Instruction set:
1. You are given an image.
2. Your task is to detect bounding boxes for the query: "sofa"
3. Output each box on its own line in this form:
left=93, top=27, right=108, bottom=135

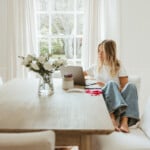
left=91, top=76, right=150, bottom=150
left=0, top=131, right=55, bottom=150
left=0, top=76, right=3, bottom=87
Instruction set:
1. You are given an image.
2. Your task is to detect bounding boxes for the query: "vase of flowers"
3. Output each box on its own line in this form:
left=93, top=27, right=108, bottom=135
left=19, top=53, right=66, bottom=96
left=38, top=72, right=54, bottom=96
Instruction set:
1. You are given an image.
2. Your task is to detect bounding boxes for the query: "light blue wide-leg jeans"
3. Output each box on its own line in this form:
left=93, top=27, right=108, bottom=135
left=102, top=80, right=140, bottom=126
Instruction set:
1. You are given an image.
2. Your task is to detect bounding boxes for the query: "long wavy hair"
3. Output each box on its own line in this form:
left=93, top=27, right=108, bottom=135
left=98, top=40, right=120, bottom=77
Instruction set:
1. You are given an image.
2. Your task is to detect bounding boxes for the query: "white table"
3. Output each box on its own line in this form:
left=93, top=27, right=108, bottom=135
left=0, top=78, right=114, bottom=150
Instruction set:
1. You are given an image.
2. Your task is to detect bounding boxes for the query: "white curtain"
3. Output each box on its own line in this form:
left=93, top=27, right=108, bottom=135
left=82, top=0, right=103, bottom=69
left=0, top=0, right=36, bottom=81
left=82, top=0, right=121, bottom=69
left=102, top=0, right=121, bottom=56
left=0, top=0, right=8, bottom=82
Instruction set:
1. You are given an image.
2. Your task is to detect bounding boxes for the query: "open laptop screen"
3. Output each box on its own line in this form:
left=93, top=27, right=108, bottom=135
left=60, top=66, right=86, bottom=86
left=60, top=66, right=102, bottom=89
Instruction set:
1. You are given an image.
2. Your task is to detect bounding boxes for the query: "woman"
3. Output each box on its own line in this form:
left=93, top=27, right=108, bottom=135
left=84, top=40, right=139, bottom=133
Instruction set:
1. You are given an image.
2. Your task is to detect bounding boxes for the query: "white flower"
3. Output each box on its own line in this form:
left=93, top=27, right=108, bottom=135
left=38, top=56, right=46, bottom=64
left=19, top=53, right=67, bottom=75
left=30, top=63, right=39, bottom=70
left=52, top=58, right=67, bottom=69
left=22, top=58, right=30, bottom=66
left=59, top=59, right=67, bottom=65
left=22, top=55, right=33, bottom=66
left=22, top=59, right=29, bottom=66
left=26, top=55, right=33, bottom=62
left=43, top=62, right=53, bottom=71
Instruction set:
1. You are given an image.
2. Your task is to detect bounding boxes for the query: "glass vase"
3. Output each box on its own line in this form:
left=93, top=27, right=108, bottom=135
left=38, top=73, right=54, bottom=96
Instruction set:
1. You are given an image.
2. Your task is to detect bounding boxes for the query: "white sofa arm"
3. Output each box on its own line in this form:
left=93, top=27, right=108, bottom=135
left=0, top=77, right=3, bottom=87
left=139, top=97, right=150, bottom=139
left=92, top=128, right=150, bottom=150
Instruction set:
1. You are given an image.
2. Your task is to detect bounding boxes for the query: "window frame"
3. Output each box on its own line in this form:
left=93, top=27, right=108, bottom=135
left=34, top=0, right=85, bottom=65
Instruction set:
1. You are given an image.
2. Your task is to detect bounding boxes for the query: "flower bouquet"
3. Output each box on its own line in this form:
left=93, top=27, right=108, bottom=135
left=19, top=53, right=66, bottom=96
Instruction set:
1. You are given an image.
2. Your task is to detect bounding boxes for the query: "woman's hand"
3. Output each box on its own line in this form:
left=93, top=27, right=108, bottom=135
left=96, top=81, right=105, bottom=87
left=119, top=76, right=128, bottom=89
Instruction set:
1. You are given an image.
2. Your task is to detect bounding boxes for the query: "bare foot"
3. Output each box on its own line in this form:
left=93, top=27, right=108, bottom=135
left=110, top=113, right=120, bottom=132
left=120, top=117, right=129, bottom=133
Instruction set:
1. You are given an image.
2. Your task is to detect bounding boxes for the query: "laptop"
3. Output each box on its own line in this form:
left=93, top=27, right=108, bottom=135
left=60, top=66, right=101, bottom=89
left=60, top=66, right=86, bottom=86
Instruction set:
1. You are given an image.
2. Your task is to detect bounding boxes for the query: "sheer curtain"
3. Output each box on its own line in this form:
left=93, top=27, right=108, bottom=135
left=82, top=0, right=120, bottom=69
left=0, top=0, right=8, bottom=81
left=82, top=0, right=103, bottom=69
left=0, top=0, right=36, bottom=81
left=102, top=0, right=121, bottom=56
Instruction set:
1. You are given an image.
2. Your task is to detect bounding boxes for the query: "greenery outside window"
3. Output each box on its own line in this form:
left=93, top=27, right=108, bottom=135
left=35, top=0, right=85, bottom=65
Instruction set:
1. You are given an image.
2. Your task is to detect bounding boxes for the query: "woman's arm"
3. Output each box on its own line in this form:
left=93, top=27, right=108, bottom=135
left=83, top=71, right=88, bottom=76
left=96, top=81, right=105, bottom=87
left=119, top=76, right=128, bottom=90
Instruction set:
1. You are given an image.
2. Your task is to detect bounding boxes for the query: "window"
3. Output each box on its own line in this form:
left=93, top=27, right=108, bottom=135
left=35, top=0, right=85, bottom=65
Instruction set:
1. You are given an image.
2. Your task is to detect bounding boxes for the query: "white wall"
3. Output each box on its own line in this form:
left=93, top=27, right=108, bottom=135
left=0, top=0, right=8, bottom=82
left=120, top=0, right=150, bottom=112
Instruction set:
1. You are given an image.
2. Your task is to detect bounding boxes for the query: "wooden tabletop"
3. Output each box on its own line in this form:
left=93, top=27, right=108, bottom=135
left=0, top=78, right=114, bottom=134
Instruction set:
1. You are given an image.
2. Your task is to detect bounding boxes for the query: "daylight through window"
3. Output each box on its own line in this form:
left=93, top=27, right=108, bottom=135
left=35, top=0, right=85, bottom=65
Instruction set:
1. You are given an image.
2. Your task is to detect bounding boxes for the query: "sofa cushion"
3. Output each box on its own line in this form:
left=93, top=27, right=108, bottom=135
left=92, top=128, right=150, bottom=150
left=0, top=131, right=55, bottom=150
left=139, top=97, right=150, bottom=138
left=128, top=75, right=141, bottom=96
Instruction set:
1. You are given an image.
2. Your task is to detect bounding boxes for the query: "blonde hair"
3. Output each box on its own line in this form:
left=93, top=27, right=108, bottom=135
left=98, top=40, right=120, bottom=77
